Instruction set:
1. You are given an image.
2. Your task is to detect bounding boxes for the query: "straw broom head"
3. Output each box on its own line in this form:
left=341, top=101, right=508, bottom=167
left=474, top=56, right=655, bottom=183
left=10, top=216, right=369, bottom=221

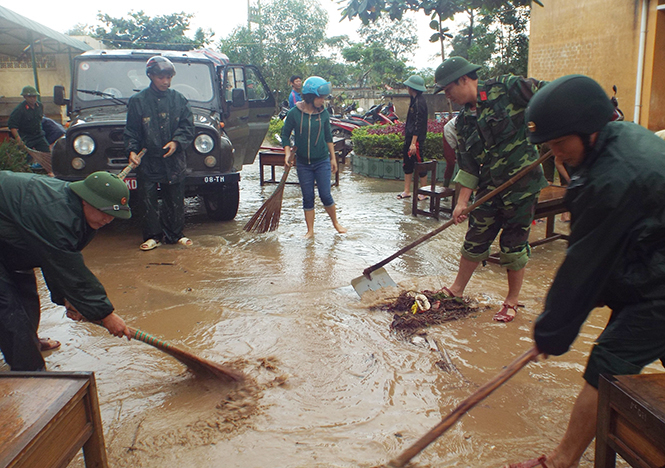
left=244, top=165, right=291, bottom=233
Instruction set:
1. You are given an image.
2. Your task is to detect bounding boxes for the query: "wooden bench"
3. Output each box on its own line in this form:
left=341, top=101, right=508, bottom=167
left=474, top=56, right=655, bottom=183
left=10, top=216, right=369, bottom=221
left=487, top=185, right=568, bottom=264
left=596, top=373, right=665, bottom=468
left=0, top=371, right=108, bottom=468
left=259, top=150, right=339, bottom=187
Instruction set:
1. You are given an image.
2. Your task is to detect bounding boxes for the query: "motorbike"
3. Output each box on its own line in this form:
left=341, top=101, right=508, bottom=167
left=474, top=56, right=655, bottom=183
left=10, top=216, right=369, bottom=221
left=381, top=101, right=399, bottom=123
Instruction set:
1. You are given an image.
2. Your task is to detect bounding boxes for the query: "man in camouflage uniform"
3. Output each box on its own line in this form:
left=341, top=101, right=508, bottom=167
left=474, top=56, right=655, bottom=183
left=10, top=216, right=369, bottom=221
left=433, top=57, right=548, bottom=322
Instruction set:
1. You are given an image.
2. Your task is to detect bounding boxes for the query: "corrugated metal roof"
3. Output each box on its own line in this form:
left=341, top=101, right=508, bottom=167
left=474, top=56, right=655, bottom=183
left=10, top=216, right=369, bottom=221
left=0, top=5, right=92, bottom=57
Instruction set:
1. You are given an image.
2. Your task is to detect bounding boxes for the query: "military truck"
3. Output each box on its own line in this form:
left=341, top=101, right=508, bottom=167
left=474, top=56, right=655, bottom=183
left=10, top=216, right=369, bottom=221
left=53, top=49, right=275, bottom=220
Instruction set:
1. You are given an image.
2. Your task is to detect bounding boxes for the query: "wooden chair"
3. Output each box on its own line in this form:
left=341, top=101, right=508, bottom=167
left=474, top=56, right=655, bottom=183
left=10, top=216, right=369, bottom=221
left=412, top=160, right=456, bottom=220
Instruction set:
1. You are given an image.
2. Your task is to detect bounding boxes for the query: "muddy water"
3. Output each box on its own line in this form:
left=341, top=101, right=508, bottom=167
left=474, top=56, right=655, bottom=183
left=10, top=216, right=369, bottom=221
left=24, top=157, right=653, bottom=468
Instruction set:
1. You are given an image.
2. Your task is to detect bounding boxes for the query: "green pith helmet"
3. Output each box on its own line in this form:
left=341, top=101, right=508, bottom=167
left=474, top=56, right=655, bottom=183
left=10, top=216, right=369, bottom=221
left=525, top=74, right=615, bottom=145
left=70, top=172, right=131, bottom=220
left=433, top=57, right=481, bottom=94
left=21, top=86, right=39, bottom=96
left=403, top=75, right=427, bottom=92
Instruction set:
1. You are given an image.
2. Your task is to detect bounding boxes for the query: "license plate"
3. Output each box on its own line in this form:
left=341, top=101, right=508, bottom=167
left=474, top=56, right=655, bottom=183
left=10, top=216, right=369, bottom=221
left=203, top=175, right=226, bottom=183
left=124, top=177, right=138, bottom=190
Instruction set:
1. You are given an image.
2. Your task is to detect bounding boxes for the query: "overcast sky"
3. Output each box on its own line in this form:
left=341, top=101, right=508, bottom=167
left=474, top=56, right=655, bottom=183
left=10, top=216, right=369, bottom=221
left=1, top=0, right=444, bottom=70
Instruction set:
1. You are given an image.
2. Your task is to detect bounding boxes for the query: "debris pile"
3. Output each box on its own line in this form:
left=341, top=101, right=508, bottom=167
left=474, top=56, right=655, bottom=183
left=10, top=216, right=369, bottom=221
left=376, top=289, right=486, bottom=337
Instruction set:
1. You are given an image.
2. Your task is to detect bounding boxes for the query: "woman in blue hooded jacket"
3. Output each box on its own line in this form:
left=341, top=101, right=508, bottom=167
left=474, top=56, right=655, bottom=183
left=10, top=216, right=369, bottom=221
left=281, top=76, right=347, bottom=238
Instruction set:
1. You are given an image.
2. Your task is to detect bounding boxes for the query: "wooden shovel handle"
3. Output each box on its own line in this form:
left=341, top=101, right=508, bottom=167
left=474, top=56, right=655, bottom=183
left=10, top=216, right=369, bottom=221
left=364, top=151, right=553, bottom=278
left=387, top=346, right=541, bottom=468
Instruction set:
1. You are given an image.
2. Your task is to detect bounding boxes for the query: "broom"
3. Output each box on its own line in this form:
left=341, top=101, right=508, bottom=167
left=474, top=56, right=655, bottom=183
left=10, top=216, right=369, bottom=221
left=244, top=164, right=291, bottom=233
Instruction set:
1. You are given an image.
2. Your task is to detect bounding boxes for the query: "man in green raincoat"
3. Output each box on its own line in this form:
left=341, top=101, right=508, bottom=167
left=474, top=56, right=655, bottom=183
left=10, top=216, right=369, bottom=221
left=0, top=171, right=133, bottom=371
left=7, top=85, right=50, bottom=153
left=506, top=75, right=665, bottom=468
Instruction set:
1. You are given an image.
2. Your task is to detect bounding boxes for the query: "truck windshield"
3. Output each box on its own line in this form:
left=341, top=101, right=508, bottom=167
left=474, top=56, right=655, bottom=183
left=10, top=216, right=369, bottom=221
left=74, top=59, right=215, bottom=104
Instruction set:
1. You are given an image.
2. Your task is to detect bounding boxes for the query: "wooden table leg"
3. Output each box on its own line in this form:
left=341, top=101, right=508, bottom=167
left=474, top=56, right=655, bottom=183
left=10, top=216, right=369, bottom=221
left=595, top=376, right=617, bottom=468
left=82, top=375, right=108, bottom=468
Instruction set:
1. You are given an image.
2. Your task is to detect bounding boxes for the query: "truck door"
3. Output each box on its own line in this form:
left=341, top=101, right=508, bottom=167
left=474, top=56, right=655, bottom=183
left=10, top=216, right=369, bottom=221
left=222, top=66, right=250, bottom=168
left=243, top=66, right=276, bottom=165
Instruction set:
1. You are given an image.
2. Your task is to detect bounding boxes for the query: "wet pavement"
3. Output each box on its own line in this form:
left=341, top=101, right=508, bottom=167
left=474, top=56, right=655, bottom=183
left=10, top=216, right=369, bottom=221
left=10, top=155, right=648, bottom=467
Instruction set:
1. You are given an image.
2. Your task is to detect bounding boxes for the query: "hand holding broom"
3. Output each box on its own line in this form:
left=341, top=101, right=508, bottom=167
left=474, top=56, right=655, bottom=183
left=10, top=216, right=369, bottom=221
left=243, top=149, right=293, bottom=233
left=117, top=148, right=147, bottom=181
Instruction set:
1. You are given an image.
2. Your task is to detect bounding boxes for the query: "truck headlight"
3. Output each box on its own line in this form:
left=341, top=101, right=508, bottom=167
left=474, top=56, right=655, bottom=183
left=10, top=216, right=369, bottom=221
left=73, top=135, right=95, bottom=155
left=204, top=156, right=217, bottom=168
left=72, top=157, right=86, bottom=170
left=194, top=134, right=214, bottom=154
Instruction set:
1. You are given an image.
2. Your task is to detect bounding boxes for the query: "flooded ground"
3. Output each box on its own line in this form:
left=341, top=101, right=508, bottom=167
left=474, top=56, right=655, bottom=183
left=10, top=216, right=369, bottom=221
left=12, top=155, right=654, bottom=467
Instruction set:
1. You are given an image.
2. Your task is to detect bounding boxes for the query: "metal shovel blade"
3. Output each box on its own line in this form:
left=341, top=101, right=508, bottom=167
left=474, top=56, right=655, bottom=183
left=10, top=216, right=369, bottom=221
left=351, top=267, right=397, bottom=297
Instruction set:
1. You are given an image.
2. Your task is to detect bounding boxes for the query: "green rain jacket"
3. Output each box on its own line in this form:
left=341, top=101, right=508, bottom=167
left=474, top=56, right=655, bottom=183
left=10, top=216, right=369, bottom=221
left=281, top=102, right=333, bottom=165
left=0, top=171, right=114, bottom=321
left=124, top=86, right=195, bottom=184
left=7, top=100, right=48, bottom=149
left=453, top=75, right=548, bottom=203
left=535, top=122, right=665, bottom=355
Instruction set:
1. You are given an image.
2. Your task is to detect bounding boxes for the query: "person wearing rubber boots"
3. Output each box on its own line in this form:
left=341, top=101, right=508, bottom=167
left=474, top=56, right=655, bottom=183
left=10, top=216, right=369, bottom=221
left=433, top=57, right=548, bottom=322
left=504, top=75, right=665, bottom=468
left=124, top=56, right=195, bottom=251
left=0, top=171, right=133, bottom=371
left=7, top=85, right=51, bottom=155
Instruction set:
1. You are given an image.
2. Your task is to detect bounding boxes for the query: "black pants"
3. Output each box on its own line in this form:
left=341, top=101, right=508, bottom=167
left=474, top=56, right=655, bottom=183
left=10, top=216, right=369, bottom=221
left=138, top=178, right=186, bottom=244
left=0, top=264, right=44, bottom=371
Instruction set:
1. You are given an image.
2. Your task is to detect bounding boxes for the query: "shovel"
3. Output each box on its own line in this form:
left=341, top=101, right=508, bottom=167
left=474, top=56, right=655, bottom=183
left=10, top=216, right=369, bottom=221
left=352, top=151, right=553, bottom=296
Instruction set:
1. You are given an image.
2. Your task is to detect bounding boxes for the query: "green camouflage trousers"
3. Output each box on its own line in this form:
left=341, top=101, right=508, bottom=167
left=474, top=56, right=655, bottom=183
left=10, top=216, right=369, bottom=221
left=461, top=192, right=539, bottom=270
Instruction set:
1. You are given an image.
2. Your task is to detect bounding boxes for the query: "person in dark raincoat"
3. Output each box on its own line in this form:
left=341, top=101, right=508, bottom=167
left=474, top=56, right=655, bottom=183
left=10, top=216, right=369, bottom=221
left=0, top=171, right=133, bottom=371
left=505, top=75, right=665, bottom=468
left=124, top=56, right=195, bottom=251
left=7, top=86, right=50, bottom=153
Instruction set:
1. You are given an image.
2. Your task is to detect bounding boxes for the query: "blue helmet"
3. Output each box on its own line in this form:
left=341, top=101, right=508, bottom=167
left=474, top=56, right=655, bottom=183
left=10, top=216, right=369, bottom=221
left=302, top=76, right=332, bottom=97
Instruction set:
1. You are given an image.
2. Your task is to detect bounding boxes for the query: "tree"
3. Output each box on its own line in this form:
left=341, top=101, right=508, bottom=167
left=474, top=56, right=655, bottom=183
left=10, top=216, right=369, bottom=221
left=92, top=11, right=213, bottom=50
left=341, top=0, right=542, bottom=65
left=356, top=15, right=418, bottom=63
left=219, top=0, right=329, bottom=100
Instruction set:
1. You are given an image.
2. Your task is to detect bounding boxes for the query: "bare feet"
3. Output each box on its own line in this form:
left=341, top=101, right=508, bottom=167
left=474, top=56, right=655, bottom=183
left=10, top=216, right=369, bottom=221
left=334, top=223, right=347, bottom=234
left=304, top=230, right=314, bottom=239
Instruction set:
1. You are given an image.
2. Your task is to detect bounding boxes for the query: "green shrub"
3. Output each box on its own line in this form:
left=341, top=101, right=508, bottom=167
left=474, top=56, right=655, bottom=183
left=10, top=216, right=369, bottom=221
left=0, top=140, right=31, bottom=172
left=351, top=120, right=448, bottom=160
left=267, top=118, right=284, bottom=146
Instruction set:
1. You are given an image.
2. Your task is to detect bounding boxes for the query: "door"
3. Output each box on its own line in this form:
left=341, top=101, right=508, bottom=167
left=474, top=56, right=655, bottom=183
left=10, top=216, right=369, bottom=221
left=243, top=66, right=276, bottom=164
left=222, top=66, right=250, bottom=169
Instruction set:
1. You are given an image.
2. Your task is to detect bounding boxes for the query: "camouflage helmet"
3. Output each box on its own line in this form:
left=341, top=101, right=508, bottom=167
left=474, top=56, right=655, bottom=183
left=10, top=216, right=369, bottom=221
left=146, top=56, right=176, bottom=77
left=433, top=57, right=481, bottom=94
left=525, top=75, right=615, bottom=145
left=70, top=172, right=131, bottom=219
left=21, top=85, right=39, bottom=96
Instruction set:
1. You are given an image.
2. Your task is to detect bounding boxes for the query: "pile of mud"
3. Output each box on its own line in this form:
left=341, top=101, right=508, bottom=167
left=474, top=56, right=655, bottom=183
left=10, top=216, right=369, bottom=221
left=375, top=289, right=486, bottom=337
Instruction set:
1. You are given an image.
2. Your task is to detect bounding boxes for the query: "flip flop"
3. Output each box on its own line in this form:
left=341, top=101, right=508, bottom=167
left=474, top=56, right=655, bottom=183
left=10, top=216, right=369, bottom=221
left=494, top=303, right=518, bottom=322
left=140, top=239, right=161, bottom=251
left=418, top=194, right=429, bottom=201
left=504, top=455, right=549, bottom=468
left=39, top=337, right=61, bottom=352
left=433, top=286, right=465, bottom=303
left=397, top=193, right=411, bottom=199
left=177, top=237, right=193, bottom=246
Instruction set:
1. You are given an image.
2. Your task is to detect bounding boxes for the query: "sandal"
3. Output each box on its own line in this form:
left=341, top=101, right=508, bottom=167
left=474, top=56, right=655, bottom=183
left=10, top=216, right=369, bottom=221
left=397, top=193, right=411, bottom=199
left=418, top=194, right=429, bottom=201
left=494, top=303, right=518, bottom=323
left=505, top=455, right=549, bottom=468
left=39, top=337, right=61, bottom=352
left=177, top=237, right=193, bottom=246
left=140, top=239, right=161, bottom=251
left=434, top=286, right=464, bottom=303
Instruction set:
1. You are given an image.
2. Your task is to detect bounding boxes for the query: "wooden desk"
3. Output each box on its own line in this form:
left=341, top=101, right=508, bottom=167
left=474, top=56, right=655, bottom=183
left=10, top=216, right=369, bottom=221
left=259, top=150, right=339, bottom=187
left=487, top=185, right=568, bottom=264
left=0, top=371, right=107, bottom=468
left=596, top=373, right=665, bottom=468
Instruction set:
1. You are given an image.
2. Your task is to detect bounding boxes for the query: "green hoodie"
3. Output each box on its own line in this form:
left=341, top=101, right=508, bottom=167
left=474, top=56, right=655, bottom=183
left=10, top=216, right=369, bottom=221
left=280, top=102, right=333, bottom=164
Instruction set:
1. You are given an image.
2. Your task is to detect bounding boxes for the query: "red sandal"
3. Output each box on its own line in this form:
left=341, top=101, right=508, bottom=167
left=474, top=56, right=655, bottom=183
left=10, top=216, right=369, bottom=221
left=493, top=303, right=518, bottom=322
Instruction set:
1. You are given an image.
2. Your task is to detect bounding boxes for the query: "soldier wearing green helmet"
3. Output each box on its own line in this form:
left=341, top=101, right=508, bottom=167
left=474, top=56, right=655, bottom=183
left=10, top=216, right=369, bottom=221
left=505, top=75, right=665, bottom=468
left=0, top=171, right=132, bottom=372
left=431, top=56, right=548, bottom=323
left=7, top=84, right=50, bottom=153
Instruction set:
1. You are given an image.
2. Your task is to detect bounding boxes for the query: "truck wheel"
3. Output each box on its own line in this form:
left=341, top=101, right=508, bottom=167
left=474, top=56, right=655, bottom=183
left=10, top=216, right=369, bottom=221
left=203, top=181, right=239, bottom=221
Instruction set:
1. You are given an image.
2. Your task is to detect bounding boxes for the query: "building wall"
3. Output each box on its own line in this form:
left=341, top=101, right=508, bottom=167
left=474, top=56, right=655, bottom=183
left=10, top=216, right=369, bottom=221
left=529, top=0, right=664, bottom=130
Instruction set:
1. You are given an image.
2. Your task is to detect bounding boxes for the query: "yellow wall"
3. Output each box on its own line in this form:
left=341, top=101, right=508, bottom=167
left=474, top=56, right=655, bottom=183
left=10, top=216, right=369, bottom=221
left=529, top=0, right=664, bottom=130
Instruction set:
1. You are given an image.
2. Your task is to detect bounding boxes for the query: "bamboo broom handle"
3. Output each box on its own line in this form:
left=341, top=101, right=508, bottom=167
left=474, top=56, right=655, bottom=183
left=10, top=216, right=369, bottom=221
left=117, top=148, right=147, bottom=181
left=363, top=150, right=553, bottom=279
left=387, top=347, right=541, bottom=468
